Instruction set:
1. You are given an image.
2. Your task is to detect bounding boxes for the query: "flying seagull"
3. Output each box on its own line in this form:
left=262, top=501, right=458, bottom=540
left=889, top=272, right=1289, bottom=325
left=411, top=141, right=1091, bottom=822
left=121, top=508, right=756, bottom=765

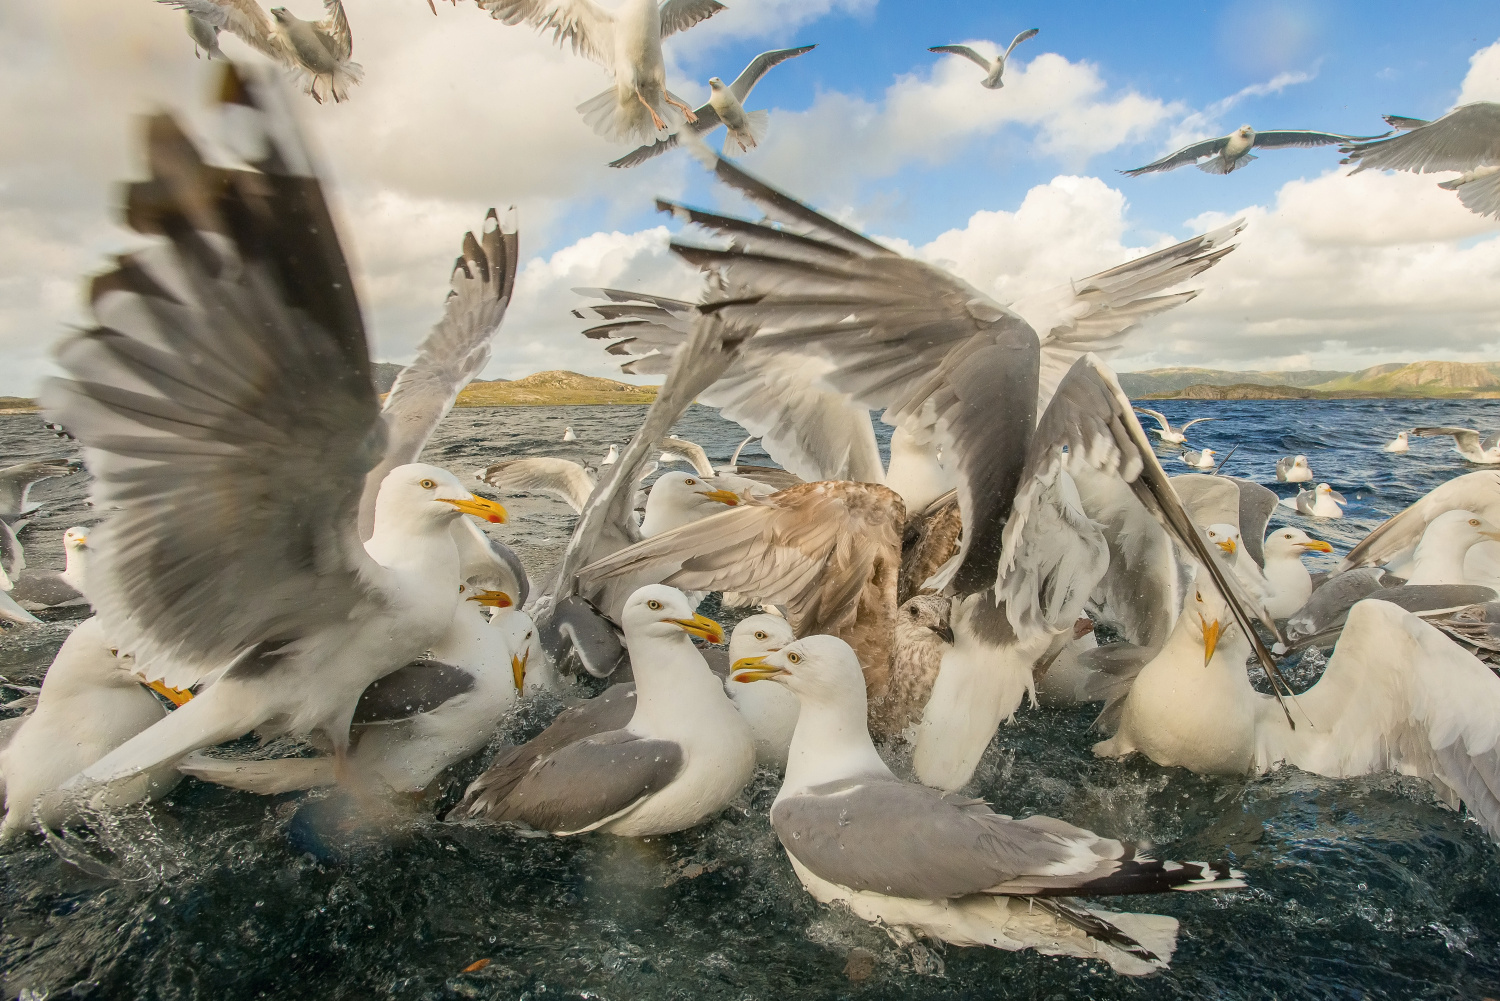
left=479, top=0, right=728, bottom=143
left=611, top=45, right=815, bottom=168
left=1412, top=426, right=1500, bottom=465
left=928, top=29, right=1039, bottom=89
left=158, top=0, right=363, bottom=103
left=1341, top=104, right=1500, bottom=219
left=1122, top=125, right=1382, bottom=177
left=1131, top=408, right=1216, bottom=445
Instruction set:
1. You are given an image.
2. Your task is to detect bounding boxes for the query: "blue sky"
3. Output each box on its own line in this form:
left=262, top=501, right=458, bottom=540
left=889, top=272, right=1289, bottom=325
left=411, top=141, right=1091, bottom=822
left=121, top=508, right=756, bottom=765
left=3, top=0, right=1500, bottom=394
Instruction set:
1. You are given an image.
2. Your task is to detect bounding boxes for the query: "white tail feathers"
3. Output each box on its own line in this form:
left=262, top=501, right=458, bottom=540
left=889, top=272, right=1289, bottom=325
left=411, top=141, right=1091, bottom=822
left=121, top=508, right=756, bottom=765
left=577, top=86, right=682, bottom=144
left=1199, top=153, right=1256, bottom=175
left=178, top=752, right=335, bottom=795
left=723, top=109, right=771, bottom=156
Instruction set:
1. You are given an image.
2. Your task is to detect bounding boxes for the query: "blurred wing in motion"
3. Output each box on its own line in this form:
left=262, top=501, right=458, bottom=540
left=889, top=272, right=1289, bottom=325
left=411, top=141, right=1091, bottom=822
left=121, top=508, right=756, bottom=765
left=1341, top=104, right=1500, bottom=174
left=478, top=457, right=596, bottom=514
left=477, top=0, right=615, bottom=66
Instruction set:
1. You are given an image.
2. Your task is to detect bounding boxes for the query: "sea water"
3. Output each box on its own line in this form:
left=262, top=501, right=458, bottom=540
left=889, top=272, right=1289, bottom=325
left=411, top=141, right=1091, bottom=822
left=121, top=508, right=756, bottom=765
left=1, top=399, right=1498, bottom=999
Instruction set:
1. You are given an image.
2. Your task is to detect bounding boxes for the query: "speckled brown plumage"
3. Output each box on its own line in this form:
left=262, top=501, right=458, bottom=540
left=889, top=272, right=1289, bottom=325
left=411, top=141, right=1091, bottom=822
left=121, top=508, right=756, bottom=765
left=870, top=593, right=953, bottom=738
left=899, top=492, right=962, bottom=603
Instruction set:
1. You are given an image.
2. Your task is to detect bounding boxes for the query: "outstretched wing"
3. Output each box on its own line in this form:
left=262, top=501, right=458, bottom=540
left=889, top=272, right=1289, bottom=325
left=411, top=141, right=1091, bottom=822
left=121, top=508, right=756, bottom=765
left=41, top=65, right=381, bottom=687
left=477, top=0, right=614, bottom=66
left=1413, top=426, right=1481, bottom=450
left=1337, top=470, right=1500, bottom=572
left=1448, top=168, right=1500, bottom=220
left=1120, top=136, right=1230, bottom=176
left=729, top=45, right=816, bottom=103
left=928, top=44, right=992, bottom=71
left=657, top=0, right=725, bottom=38
left=1251, top=129, right=1379, bottom=150
left=357, top=208, right=519, bottom=538
left=1341, top=104, right=1500, bottom=174
left=579, top=481, right=904, bottom=638
left=157, top=0, right=285, bottom=61
left=1003, top=28, right=1039, bottom=58
left=316, top=0, right=354, bottom=60
left=478, top=457, right=596, bottom=514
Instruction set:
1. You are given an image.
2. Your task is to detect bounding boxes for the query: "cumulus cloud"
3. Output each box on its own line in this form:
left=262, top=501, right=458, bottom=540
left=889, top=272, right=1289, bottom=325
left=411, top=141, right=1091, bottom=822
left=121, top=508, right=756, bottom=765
left=1458, top=40, right=1500, bottom=104
left=1159, top=67, right=1319, bottom=153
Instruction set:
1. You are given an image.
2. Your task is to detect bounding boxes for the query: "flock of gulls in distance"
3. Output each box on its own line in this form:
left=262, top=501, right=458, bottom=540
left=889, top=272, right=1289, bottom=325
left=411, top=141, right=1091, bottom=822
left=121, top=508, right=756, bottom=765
left=4, top=3, right=1500, bottom=981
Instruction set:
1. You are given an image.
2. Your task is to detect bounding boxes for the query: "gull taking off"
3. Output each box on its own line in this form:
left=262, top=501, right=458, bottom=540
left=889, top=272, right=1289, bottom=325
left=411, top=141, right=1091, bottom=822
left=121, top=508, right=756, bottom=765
left=1122, top=125, right=1382, bottom=176
left=928, top=29, right=1039, bottom=89
left=1413, top=427, right=1500, bottom=465
left=1132, top=408, right=1216, bottom=445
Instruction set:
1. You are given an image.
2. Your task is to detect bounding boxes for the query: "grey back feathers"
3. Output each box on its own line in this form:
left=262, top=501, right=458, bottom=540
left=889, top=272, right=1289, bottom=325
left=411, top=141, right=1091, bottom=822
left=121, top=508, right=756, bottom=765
left=353, top=659, right=475, bottom=725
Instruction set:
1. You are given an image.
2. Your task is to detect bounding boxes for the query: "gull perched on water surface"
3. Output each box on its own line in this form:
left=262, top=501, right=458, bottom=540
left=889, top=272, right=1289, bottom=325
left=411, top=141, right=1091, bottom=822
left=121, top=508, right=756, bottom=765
left=1341, top=105, right=1500, bottom=219
left=1412, top=426, right=1500, bottom=465
left=158, top=0, right=363, bottom=103
left=1179, top=447, right=1217, bottom=469
left=9, top=527, right=91, bottom=612
left=1131, top=408, right=1216, bottom=445
left=1276, top=454, right=1313, bottom=482
left=928, top=29, right=1039, bottom=90
left=41, top=66, right=509, bottom=797
left=611, top=46, right=816, bottom=167
left=732, top=635, right=1246, bottom=975
left=1385, top=431, right=1411, bottom=453
left=1122, top=125, right=1382, bottom=176
left=1282, top=482, right=1347, bottom=518
left=478, top=0, right=728, bottom=143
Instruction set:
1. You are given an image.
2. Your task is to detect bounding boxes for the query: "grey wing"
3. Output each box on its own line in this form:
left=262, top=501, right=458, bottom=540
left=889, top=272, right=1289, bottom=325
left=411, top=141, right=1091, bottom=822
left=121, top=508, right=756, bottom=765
left=771, top=776, right=1093, bottom=898
left=0, top=520, right=23, bottom=580
left=10, top=572, right=84, bottom=609
left=1338, top=470, right=1500, bottom=572
left=357, top=208, right=519, bottom=538
left=609, top=113, right=722, bottom=169
left=352, top=659, right=475, bottom=725
left=1284, top=567, right=1389, bottom=648
left=1169, top=473, right=1242, bottom=529
left=1342, top=104, right=1500, bottom=173
left=659, top=437, right=714, bottom=476
left=1132, top=407, right=1169, bottom=430
left=729, top=45, right=816, bottom=102
left=1413, top=426, right=1481, bottom=450
left=0, top=590, right=39, bottom=626
left=478, top=457, right=595, bottom=513
left=453, top=518, right=529, bottom=606
left=1251, top=129, right=1376, bottom=150
left=477, top=0, right=615, bottom=66
left=1178, top=417, right=1218, bottom=432
left=480, top=730, right=682, bottom=833
left=1120, top=136, right=1230, bottom=176
left=657, top=0, right=726, bottom=38
left=316, top=0, right=353, bottom=60
left=40, top=65, right=382, bottom=688
left=1231, top=477, right=1279, bottom=567
left=1385, top=115, right=1430, bottom=130
left=1003, top=28, right=1039, bottom=58
left=1451, top=168, right=1500, bottom=219
left=928, top=45, right=992, bottom=71
left=157, top=0, right=285, bottom=60
left=0, top=459, right=81, bottom=515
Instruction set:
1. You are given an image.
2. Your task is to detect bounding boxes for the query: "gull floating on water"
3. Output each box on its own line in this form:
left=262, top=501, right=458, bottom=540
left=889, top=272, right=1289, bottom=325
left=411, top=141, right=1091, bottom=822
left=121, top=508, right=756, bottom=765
left=158, top=0, right=363, bottom=103
left=610, top=46, right=815, bottom=167
left=1276, top=455, right=1313, bottom=482
left=1282, top=482, right=1346, bottom=518
left=1385, top=431, right=1410, bottom=453
left=1131, top=408, right=1216, bottom=445
left=928, top=29, right=1039, bottom=89
left=1179, top=447, right=1217, bottom=469
left=1341, top=105, right=1500, bottom=219
left=479, top=0, right=726, bottom=143
left=732, top=635, right=1246, bottom=975
left=10, top=527, right=91, bottom=612
left=1412, top=426, right=1500, bottom=465
left=562, top=426, right=577, bottom=442
left=1122, top=125, right=1383, bottom=177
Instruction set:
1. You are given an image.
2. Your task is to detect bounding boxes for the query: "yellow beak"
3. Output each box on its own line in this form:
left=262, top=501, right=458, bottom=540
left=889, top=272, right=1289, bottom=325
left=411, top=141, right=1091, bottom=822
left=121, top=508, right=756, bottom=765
left=467, top=589, right=514, bottom=608
left=145, top=679, right=194, bottom=707
left=1200, top=614, right=1221, bottom=666
left=1299, top=539, right=1333, bottom=553
left=1483, top=529, right=1500, bottom=543
left=511, top=650, right=528, bottom=692
left=1215, top=537, right=1236, bottom=555
left=699, top=488, right=741, bottom=506
left=440, top=494, right=508, bottom=524
left=669, top=612, right=724, bottom=644
left=730, top=654, right=784, bottom=683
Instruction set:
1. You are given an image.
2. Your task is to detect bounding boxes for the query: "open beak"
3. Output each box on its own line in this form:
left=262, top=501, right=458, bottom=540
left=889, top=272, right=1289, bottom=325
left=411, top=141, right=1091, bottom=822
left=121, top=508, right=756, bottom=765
left=698, top=488, right=741, bottom=506
left=1200, top=614, right=1221, bottom=666
left=730, top=655, right=785, bottom=683
left=439, top=495, right=508, bottom=524
left=1215, top=537, right=1236, bottom=555
left=511, top=650, right=528, bottom=691
left=467, top=589, right=513, bottom=608
left=144, top=679, right=193, bottom=707
left=1299, top=539, right=1333, bottom=553
left=669, top=613, right=724, bottom=644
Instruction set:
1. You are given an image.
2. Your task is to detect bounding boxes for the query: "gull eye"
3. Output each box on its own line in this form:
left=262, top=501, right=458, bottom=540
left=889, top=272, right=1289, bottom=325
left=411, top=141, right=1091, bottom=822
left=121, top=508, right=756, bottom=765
left=754, top=631, right=767, bottom=640
left=1471, top=519, right=1481, bottom=527
left=684, top=478, right=696, bottom=485
left=458, top=584, right=466, bottom=593
left=420, top=478, right=436, bottom=489
left=647, top=599, right=662, bottom=611
left=786, top=652, right=802, bottom=664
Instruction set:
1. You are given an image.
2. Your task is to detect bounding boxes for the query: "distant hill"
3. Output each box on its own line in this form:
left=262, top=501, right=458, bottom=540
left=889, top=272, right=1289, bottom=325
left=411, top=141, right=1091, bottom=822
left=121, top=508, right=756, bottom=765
left=372, top=362, right=404, bottom=394
left=1130, top=360, right=1500, bottom=399
left=457, top=370, right=658, bottom=406
left=1313, top=361, right=1500, bottom=394
left=1118, top=367, right=1349, bottom=396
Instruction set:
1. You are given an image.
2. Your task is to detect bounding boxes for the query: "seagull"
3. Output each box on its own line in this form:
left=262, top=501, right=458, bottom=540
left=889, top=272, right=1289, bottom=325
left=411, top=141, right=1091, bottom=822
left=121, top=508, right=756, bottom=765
left=1259, top=527, right=1333, bottom=619
left=478, top=457, right=599, bottom=515
left=1131, top=408, right=1216, bottom=445
left=1281, top=482, right=1346, bottom=518
left=1341, top=104, right=1500, bottom=219
left=1096, top=579, right=1500, bottom=841
left=638, top=470, right=743, bottom=536
left=454, top=585, right=754, bottom=835
left=869, top=593, right=953, bottom=738
left=1338, top=471, right=1500, bottom=576
left=480, top=0, right=727, bottom=143
left=732, top=635, right=1246, bottom=975
left=158, top=0, right=363, bottom=103
left=184, top=8, right=226, bottom=57
left=562, top=426, right=577, bottom=442
left=1385, top=431, right=1411, bottom=453
left=41, top=66, right=511, bottom=800
left=0, top=458, right=81, bottom=525
left=1413, top=426, right=1500, bottom=465
left=10, top=527, right=91, bottom=611
left=1276, top=455, right=1312, bottom=483
left=928, top=29, right=1039, bottom=90
left=724, top=613, right=798, bottom=768
left=1403, top=511, right=1500, bottom=586
left=601, top=444, right=619, bottom=466
left=1179, top=448, right=1217, bottom=469
left=1281, top=568, right=1495, bottom=652
left=1122, top=125, right=1383, bottom=177
left=610, top=46, right=815, bottom=167
left=0, top=619, right=180, bottom=839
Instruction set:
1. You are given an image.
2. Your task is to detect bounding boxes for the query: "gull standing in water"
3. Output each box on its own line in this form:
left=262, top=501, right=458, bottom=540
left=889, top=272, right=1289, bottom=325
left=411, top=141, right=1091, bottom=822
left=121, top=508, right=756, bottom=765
left=610, top=46, right=816, bottom=167
left=928, top=29, right=1039, bottom=89
left=1132, top=408, right=1216, bottom=445
left=1122, top=125, right=1383, bottom=176
left=732, top=636, right=1246, bottom=975
left=1276, top=455, right=1313, bottom=482
left=1341, top=105, right=1500, bottom=219
left=1412, top=426, right=1500, bottom=465
left=10, top=527, right=92, bottom=612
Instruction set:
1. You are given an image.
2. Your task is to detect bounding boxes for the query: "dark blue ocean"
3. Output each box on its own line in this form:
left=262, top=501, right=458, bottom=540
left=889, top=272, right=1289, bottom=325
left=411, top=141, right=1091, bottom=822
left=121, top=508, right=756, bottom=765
left=2, top=398, right=1499, bottom=1000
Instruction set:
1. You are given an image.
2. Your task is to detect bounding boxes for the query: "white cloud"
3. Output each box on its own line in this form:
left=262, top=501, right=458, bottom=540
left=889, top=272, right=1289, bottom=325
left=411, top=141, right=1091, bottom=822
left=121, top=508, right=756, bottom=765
left=1161, top=67, right=1319, bottom=152
left=1458, top=40, right=1500, bottom=104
